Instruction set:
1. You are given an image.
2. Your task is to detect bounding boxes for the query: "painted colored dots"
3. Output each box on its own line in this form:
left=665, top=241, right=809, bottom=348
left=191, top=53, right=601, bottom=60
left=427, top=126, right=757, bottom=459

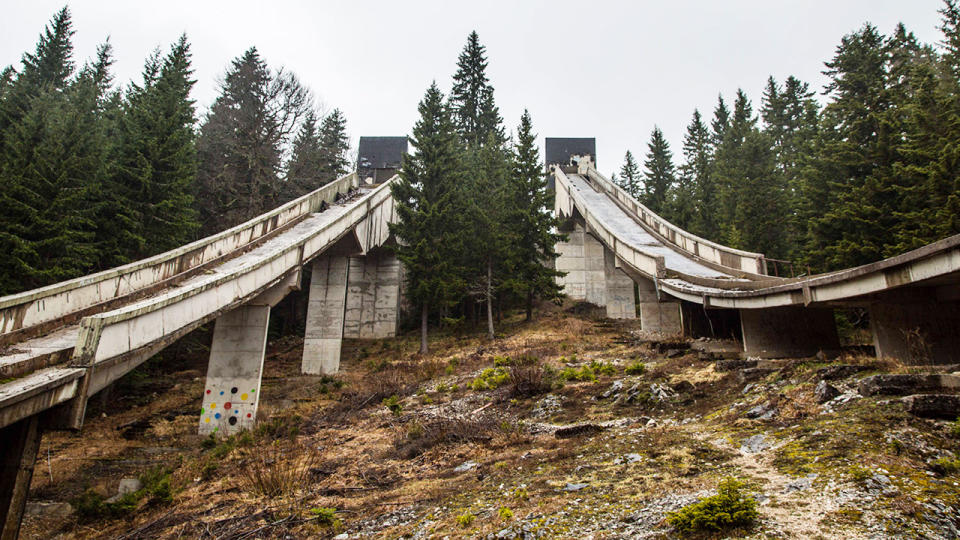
left=224, top=402, right=232, bottom=410
left=241, top=393, right=248, bottom=400
left=201, top=385, right=260, bottom=432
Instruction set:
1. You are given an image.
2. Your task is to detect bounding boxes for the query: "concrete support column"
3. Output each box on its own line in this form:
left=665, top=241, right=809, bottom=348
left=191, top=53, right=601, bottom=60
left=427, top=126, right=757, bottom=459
left=603, top=248, right=636, bottom=319
left=636, top=278, right=682, bottom=334
left=199, top=304, right=270, bottom=437
left=870, top=300, right=960, bottom=364
left=583, top=231, right=606, bottom=306
left=302, top=255, right=349, bottom=375
left=344, top=250, right=400, bottom=339
left=0, top=415, right=42, bottom=540
left=555, top=223, right=586, bottom=300
left=740, top=306, right=840, bottom=358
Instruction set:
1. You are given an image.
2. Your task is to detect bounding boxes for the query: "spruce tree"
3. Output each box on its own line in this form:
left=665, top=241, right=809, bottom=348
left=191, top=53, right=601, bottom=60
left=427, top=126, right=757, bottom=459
left=677, top=109, right=712, bottom=234
left=318, top=108, right=350, bottom=181
left=283, top=111, right=324, bottom=200
left=617, top=150, right=641, bottom=199
left=450, top=31, right=501, bottom=147
left=641, top=126, right=676, bottom=215
left=710, top=94, right=731, bottom=150
left=505, top=110, right=565, bottom=321
left=389, top=83, right=468, bottom=353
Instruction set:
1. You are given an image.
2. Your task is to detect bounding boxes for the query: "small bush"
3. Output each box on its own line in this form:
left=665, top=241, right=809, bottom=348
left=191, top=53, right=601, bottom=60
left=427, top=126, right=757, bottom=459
left=255, top=414, right=302, bottom=440
left=498, top=507, right=514, bottom=520
left=309, top=506, right=341, bottom=528
left=849, top=466, right=872, bottom=482
left=239, top=441, right=316, bottom=497
left=469, top=368, right=510, bottom=390
left=383, top=395, right=403, bottom=416
left=140, top=465, right=173, bottom=503
left=509, top=362, right=552, bottom=398
left=559, top=365, right=597, bottom=383
left=494, top=355, right=512, bottom=367
left=456, top=512, right=475, bottom=528
left=625, top=362, right=647, bottom=375
left=666, top=477, right=758, bottom=533
left=589, top=360, right=616, bottom=376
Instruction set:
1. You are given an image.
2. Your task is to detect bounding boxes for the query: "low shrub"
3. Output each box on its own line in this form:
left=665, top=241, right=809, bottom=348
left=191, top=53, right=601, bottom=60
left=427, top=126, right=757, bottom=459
left=625, top=361, right=647, bottom=375
left=383, top=395, right=403, bottom=416
left=239, top=441, right=316, bottom=497
left=498, top=507, right=514, bottom=520
left=509, top=362, right=552, bottom=398
left=559, top=365, right=597, bottom=383
left=469, top=368, right=510, bottom=390
left=589, top=360, right=616, bottom=376
left=666, top=477, right=758, bottom=533
left=309, top=506, right=341, bottom=528
left=456, top=512, right=475, bottom=528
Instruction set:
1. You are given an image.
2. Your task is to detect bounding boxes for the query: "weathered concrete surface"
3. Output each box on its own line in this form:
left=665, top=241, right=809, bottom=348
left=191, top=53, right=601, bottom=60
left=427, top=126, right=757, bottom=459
left=740, top=306, right=840, bottom=358
left=303, top=256, right=349, bottom=375
left=199, top=305, right=270, bottom=437
left=858, top=374, right=960, bottom=396
left=0, top=415, right=41, bottom=540
left=555, top=222, right=587, bottom=301
left=870, top=300, right=960, bottom=364
left=603, top=248, right=636, bottom=319
left=636, top=278, right=681, bottom=334
left=344, top=250, right=400, bottom=339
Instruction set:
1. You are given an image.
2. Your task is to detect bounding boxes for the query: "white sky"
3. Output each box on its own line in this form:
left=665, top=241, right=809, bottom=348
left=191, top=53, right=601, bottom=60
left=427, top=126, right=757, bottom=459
left=0, top=1, right=947, bottom=174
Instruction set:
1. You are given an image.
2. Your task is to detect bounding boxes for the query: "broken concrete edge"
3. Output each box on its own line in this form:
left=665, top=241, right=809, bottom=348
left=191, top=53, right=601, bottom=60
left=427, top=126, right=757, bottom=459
left=0, top=172, right=361, bottom=336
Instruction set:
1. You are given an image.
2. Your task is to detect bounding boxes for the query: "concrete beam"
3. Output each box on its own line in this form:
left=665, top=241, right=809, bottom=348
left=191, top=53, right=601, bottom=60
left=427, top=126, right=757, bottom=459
left=740, top=306, right=840, bottom=358
left=555, top=222, right=587, bottom=300
left=302, top=255, right=349, bottom=375
left=199, top=304, right=270, bottom=437
left=344, top=250, right=400, bottom=339
left=637, top=278, right=681, bottom=334
left=0, top=415, right=41, bottom=540
left=870, top=299, right=960, bottom=364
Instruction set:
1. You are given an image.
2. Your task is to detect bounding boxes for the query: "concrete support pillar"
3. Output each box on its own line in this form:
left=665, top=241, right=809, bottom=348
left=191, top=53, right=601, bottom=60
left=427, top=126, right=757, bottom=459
left=870, top=300, right=960, bottom=364
left=199, top=304, right=270, bottom=437
left=603, top=248, right=636, bottom=319
left=0, top=415, right=42, bottom=540
left=344, top=250, right=401, bottom=339
left=555, top=223, right=586, bottom=300
left=302, top=255, right=349, bottom=375
left=636, top=278, right=682, bottom=334
left=740, top=306, right=840, bottom=358
left=583, top=231, right=606, bottom=307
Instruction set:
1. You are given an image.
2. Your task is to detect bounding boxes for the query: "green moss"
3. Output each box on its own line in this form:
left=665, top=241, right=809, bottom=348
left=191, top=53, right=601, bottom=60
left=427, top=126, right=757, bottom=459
left=666, top=477, right=758, bottom=534
left=930, top=457, right=960, bottom=475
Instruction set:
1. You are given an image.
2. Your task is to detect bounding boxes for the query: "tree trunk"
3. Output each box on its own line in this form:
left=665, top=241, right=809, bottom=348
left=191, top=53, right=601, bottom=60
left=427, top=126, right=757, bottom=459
left=420, top=303, right=429, bottom=354
left=525, top=290, right=533, bottom=322
left=486, top=261, right=495, bottom=340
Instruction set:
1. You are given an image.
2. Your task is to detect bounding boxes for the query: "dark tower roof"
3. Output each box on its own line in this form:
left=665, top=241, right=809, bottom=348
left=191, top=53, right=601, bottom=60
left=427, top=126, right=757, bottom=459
left=357, top=136, right=408, bottom=171
left=545, top=138, right=596, bottom=168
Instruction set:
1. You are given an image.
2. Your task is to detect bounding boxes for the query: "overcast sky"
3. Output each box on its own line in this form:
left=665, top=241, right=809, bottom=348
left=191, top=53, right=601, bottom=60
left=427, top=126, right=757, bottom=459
left=0, top=1, right=948, bottom=174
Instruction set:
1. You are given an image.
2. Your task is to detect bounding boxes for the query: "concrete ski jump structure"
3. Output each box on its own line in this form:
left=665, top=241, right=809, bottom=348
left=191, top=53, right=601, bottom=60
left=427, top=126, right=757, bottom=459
left=552, top=155, right=960, bottom=363
left=2, top=142, right=960, bottom=538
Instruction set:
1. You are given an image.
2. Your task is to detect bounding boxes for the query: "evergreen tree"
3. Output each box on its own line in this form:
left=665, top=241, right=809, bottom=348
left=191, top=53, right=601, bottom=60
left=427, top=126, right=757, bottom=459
left=677, top=109, right=712, bottom=234
left=505, top=110, right=565, bottom=321
left=641, top=126, right=675, bottom=214
left=0, top=8, right=110, bottom=293
left=616, top=150, right=642, bottom=199
left=710, top=94, right=731, bottom=149
left=318, top=108, right=350, bottom=181
left=283, top=110, right=324, bottom=200
left=196, top=47, right=312, bottom=234
left=105, top=35, right=198, bottom=262
left=389, top=83, right=468, bottom=353
left=714, top=89, right=757, bottom=245
left=450, top=31, right=502, bottom=147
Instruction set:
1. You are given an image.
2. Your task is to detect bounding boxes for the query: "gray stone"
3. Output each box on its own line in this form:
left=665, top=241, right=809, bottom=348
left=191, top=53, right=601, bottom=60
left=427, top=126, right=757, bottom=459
left=554, top=424, right=604, bottom=439
left=563, top=482, right=589, bottom=492
left=740, top=434, right=770, bottom=454
left=815, top=380, right=841, bottom=403
left=650, top=383, right=677, bottom=402
left=817, top=364, right=870, bottom=380
left=671, top=380, right=695, bottom=394
left=24, top=501, right=73, bottom=519
left=783, top=473, right=818, bottom=493
left=746, top=402, right=777, bottom=420
left=716, top=358, right=758, bottom=372
left=901, top=394, right=960, bottom=419
left=600, top=380, right=623, bottom=399
left=454, top=461, right=477, bottom=473
left=105, top=477, right=142, bottom=503
left=739, top=368, right=777, bottom=383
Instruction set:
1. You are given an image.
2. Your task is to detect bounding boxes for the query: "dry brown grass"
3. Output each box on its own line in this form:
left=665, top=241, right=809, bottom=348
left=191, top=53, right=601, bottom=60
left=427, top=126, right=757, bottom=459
left=238, top=440, right=318, bottom=498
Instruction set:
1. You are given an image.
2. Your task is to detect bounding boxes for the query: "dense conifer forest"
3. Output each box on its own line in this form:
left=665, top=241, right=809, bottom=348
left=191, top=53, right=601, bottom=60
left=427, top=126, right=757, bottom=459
left=613, top=1, right=960, bottom=273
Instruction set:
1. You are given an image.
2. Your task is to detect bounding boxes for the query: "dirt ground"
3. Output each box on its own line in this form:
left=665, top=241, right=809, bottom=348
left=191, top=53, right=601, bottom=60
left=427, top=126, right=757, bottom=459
left=17, top=301, right=960, bottom=539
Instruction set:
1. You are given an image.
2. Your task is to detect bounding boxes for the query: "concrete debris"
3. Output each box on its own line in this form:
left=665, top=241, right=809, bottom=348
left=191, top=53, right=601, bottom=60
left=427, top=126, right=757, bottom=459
left=454, top=461, right=478, bottom=473
left=858, top=374, right=960, bottom=396
left=739, top=368, right=777, bottom=383
left=24, top=501, right=73, bottom=519
left=817, top=364, right=870, bottom=381
left=562, top=482, right=589, bottom=492
left=105, top=478, right=142, bottom=503
left=649, top=383, right=676, bottom=402
left=554, top=423, right=604, bottom=439
left=901, top=394, right=960, bottom=419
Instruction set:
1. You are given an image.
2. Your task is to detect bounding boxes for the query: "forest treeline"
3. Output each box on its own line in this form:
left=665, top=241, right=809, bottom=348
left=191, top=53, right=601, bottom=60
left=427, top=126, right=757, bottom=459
left=0, top=7, right=351, bottom=295
left=391, top=32, right=564, bottom=353
left=615, top=0, right=960, bottom=273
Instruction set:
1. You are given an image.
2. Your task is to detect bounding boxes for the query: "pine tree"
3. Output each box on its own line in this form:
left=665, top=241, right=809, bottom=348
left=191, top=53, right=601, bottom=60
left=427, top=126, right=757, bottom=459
left=710, top=94, right=731, bottom=150
left=196, top=47, right=312, bottom=234
left=450, top=31, right=502, bottom=147
left=677, top=109, right=712, bottom=234
left=283, top=111, right=324, bottom=200
left=714, top=89, right=757, bottom=245
left=505, top=110, right=565, bottom=321
left=617, top=150, right=641, bottom=199
left=641, top=127, right=675, bottom=215
left=318, top=108, right=350, bottom=181
left=389, top=83, right=468, bottom=353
